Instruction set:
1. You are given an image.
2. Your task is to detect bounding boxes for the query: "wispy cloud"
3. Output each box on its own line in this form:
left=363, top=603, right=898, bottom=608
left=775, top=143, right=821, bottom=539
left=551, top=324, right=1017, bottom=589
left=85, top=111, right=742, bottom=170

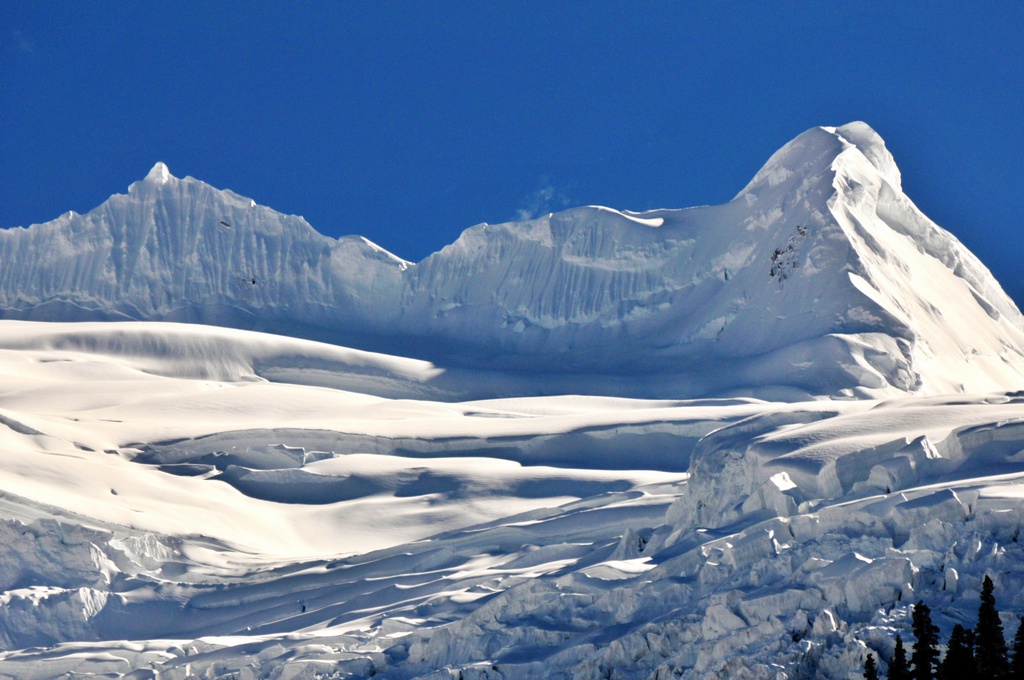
left=513, top=180, right=574, bottom=221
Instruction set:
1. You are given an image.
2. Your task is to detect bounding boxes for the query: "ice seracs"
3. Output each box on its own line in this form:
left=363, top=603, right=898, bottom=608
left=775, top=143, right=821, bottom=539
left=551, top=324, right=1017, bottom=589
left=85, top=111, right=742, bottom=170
left=0, top=319, right=1023, bottom=678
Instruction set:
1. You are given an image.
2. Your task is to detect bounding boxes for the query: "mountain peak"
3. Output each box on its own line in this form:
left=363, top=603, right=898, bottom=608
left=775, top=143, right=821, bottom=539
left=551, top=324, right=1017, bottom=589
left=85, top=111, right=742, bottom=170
left=735, top=122, right=901, bottom=202
left=144, top=162, right=172, bottom=185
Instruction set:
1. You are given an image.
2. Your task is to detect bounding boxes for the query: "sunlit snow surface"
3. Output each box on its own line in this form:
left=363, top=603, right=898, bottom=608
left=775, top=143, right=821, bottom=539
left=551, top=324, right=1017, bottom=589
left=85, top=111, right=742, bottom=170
left=3, top=122, right=1024, bottom=678
left=0, top=320, right=1023, bottom=678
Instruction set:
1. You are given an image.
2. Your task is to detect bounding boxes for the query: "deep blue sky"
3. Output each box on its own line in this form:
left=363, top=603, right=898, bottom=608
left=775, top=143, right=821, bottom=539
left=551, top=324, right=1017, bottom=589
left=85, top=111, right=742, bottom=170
left=3, top=3, right=1023, bottom=305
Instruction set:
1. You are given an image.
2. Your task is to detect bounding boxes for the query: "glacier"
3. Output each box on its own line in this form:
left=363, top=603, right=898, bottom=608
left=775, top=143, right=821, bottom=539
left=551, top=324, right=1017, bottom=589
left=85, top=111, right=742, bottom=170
left=1, top=123, right=1024, bottom=679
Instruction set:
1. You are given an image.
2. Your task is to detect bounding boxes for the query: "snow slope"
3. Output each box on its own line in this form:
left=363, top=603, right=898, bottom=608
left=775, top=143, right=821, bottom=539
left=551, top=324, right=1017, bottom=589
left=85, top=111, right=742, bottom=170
left=3, top=123, right=1023, bottom=398
left=0, top=321, right=1024, bottom=678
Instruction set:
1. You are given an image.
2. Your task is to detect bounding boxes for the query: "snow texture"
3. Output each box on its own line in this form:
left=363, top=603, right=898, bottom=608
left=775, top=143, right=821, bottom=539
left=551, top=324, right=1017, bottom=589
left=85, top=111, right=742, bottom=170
left=1, top=123, right=1024, bottom=679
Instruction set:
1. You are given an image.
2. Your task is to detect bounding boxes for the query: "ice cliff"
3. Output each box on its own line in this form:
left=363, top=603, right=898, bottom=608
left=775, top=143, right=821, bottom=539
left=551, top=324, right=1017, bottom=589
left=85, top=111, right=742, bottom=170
left=3, top=122, right=1023, bottom=398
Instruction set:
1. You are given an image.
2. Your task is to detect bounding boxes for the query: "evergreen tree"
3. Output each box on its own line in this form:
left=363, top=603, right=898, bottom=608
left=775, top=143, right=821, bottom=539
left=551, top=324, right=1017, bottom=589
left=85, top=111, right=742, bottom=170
left=890, top=635, right=911, bottom=680
left=864, top=653, right=879, bottom=680
left=939, top=624, right=976, bottom=679
left=976, top=575, right=1010, bottom=678
left=1011, top=615, right=1024, bottom=679
left=911, top=601, right=940, bottom=680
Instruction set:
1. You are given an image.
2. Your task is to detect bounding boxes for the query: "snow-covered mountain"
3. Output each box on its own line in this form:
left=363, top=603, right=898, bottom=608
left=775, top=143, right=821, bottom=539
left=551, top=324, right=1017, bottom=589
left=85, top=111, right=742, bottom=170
left=3, top=123, right=1024, bottom=680
left=4, top=122, right=1024, bottom=398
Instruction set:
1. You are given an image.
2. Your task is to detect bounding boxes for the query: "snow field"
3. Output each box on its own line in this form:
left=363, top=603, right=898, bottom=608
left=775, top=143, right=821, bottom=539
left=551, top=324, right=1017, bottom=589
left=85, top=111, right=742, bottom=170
left=0, top=321, right=1022, bottom=677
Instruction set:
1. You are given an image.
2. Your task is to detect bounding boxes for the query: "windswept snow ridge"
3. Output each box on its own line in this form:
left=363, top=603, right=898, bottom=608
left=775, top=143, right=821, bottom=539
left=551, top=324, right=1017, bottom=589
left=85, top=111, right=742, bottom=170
left=3, top=122, right=1023, bottom=398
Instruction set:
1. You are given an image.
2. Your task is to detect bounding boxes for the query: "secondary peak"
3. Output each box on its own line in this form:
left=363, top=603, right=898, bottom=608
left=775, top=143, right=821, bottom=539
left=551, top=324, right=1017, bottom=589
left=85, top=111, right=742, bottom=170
left=145, top=162, right=172, bottom=185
